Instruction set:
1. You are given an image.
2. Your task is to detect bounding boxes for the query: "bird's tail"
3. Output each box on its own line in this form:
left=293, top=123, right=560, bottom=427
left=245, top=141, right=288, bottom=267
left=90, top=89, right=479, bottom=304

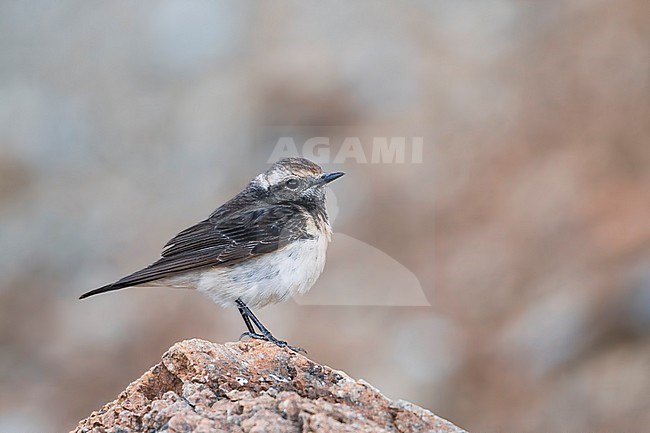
left=79, top=282, right=131, bottom=299
left=79, top=256, right=189, bottom=300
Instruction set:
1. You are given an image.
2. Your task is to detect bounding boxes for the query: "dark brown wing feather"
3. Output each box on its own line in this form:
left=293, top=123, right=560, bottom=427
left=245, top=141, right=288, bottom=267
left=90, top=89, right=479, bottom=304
left=79, top=205, right=312, bottom=299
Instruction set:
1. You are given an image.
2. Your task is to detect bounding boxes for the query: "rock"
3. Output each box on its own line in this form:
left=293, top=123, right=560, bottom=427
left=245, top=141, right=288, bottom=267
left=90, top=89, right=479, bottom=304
left=71, top=339, right=467, bottom=433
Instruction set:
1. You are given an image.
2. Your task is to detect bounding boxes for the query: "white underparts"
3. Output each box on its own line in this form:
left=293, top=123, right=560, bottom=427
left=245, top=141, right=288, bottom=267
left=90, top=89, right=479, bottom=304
left=162, top=233, right=329, bottom=309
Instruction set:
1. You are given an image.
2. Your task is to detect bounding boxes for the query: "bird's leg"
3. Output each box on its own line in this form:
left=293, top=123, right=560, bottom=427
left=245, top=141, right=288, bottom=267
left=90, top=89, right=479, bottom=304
left=235, top=298, right=306, bottom=354
left=238, top=306, right=260, bottom=336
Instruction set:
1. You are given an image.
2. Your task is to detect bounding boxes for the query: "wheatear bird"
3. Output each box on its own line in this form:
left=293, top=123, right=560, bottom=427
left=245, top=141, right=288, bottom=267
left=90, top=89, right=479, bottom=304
left=80, top=158, right=344, bottom=352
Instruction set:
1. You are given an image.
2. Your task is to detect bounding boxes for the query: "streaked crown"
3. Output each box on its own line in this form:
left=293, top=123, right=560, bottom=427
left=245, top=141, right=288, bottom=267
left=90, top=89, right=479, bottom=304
left=253, top=158, right=323, bottom=189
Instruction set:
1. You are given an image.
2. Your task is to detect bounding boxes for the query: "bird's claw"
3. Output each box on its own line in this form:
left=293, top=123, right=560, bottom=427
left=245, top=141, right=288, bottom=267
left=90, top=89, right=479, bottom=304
left=239, top=332, right=307, bottom=354
left=268, top=337, right=307, bottom=354
left=239, top=331, right=266, bottom=341
left=287, top=344, right=307, bottom=354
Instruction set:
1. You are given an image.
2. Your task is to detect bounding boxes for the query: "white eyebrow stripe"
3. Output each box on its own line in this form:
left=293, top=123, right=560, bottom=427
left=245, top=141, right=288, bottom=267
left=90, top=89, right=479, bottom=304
left=265, top=169, right=291, bottom=186
left=251, top=173, right=270, bottom=189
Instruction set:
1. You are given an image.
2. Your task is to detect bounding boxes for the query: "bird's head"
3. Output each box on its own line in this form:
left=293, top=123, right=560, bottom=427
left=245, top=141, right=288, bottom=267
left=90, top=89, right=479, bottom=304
left=250, top=158, right=344, bottom=206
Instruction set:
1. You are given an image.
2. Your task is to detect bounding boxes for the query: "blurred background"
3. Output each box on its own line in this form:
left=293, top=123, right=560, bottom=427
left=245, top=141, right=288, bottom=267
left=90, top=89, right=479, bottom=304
left=1, top=1, right=649, bottom=432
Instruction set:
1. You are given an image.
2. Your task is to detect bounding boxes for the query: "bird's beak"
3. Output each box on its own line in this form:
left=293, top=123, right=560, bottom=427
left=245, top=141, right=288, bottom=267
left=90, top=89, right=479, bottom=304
left=319, top=172, right=345, bottom=185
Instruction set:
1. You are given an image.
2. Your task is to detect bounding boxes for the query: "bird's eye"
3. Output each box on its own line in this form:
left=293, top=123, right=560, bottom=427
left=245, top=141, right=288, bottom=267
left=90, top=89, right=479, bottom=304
left=285, top=178, right=300, bottom=190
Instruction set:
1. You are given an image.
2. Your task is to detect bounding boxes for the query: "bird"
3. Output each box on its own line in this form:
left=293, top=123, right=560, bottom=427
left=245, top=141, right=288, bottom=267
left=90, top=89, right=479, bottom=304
left=79, top=157, right=344, bottom=353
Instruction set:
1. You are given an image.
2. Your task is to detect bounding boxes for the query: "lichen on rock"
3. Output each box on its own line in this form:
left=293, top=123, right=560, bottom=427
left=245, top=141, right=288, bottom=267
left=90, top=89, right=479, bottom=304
left=72, top=339, right=467, bottom=433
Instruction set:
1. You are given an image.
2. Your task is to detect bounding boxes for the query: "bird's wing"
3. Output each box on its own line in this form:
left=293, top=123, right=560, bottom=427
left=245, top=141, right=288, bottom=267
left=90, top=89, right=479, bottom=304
left=79, top=205, right=313, bottom=298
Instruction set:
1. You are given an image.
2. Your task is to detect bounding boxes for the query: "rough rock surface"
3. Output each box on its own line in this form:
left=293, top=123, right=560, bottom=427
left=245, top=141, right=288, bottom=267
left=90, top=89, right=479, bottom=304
left=72, top=339, right=467, bottom=433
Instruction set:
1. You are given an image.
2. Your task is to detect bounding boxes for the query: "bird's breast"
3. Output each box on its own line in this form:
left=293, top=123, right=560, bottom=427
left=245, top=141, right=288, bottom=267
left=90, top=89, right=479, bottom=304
left=196, top=233, right=329, bottom=309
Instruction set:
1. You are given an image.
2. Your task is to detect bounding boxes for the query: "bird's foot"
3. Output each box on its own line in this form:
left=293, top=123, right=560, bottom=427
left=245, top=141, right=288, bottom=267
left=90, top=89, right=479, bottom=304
left=239, top=331, right=266, bottom=341
left=239, top=331, right=306, bottom=354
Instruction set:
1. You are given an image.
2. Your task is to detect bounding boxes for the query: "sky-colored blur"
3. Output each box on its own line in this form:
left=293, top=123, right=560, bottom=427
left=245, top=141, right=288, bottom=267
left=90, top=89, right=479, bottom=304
left=1, top=1, right=649, bottom=432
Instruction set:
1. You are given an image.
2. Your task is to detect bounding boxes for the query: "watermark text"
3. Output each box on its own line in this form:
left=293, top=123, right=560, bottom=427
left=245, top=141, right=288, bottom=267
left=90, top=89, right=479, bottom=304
left=268, top=136, right=424, bottom=164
